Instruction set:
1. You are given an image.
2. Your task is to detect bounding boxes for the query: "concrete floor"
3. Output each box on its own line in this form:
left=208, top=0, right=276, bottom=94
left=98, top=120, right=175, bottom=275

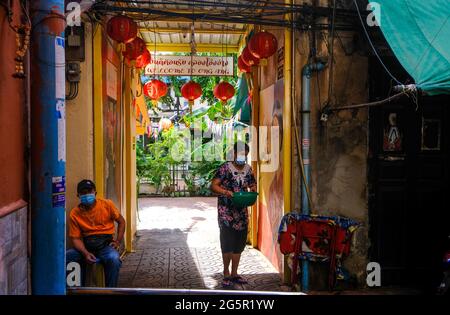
left=118, top=197, right=284, bottom=291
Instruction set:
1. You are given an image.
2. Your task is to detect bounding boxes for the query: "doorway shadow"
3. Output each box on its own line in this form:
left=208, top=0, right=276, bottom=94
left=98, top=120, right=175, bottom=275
left=208, top=272, right=283, bottom=291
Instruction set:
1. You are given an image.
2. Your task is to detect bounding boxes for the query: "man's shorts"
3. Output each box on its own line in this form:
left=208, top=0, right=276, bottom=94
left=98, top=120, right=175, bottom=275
left=219, top=225, right=248, bottom=254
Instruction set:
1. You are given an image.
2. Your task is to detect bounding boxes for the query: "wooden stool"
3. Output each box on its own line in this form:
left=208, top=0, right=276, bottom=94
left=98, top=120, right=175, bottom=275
left=85, top=259, right=105, bottom=287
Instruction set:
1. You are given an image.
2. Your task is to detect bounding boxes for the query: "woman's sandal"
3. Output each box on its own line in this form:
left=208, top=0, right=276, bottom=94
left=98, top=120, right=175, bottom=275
left=231, top=275, right=248, bottom=284
left=222, top=277, right=234, bottom=288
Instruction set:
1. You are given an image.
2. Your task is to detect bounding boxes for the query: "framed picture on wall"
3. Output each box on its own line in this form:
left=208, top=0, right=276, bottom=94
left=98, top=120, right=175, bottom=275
left=421, top=117, right=441, bottom=151
left=383, top=111, right=403, bottom=152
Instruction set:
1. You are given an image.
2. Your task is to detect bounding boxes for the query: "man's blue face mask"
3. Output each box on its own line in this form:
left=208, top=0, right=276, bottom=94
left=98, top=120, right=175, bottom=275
left=80, top=193, right=96, bottom=205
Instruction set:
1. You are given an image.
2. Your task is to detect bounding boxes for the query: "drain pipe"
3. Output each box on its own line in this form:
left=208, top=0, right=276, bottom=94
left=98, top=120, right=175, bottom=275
left=300, top=61, right=326, bottom=292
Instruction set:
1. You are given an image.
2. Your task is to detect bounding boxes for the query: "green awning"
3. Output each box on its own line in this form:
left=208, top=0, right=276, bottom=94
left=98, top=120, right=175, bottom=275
left=373, top=0, right=450, bottom=95
left=232, top=77, right=251, bottom=123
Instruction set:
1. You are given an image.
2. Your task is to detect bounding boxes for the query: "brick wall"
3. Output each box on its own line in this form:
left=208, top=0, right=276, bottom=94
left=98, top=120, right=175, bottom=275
left=0, top=206, right=28, bottom=295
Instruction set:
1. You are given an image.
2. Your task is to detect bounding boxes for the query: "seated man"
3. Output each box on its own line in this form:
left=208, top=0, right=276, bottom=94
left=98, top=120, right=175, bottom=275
left=66, top=179, right=125, bottom=287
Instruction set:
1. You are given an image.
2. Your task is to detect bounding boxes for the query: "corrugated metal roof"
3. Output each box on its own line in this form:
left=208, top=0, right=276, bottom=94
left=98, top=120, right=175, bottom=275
left=139, top=21, right=245, bottom=49
left=98, top=0, right=282, bottom=51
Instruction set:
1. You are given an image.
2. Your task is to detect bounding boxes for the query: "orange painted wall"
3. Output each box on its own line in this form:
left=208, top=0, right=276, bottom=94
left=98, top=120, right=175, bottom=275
left=0, top=1, right=27, bottom=207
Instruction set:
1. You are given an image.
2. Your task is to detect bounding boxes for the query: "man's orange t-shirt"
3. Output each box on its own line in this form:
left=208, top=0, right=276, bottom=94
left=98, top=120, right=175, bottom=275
left=69, top=198, right=121, bottom=238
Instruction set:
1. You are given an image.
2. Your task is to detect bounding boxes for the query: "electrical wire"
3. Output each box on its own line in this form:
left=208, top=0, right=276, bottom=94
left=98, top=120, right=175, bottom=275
left=105, top=0, right=304, bottom=11
left=66, top=82, right=74, bottom=99
left=66, top=82, right=79, bottom=100
left=0, top=1, right=16, bottom=32
left=93, top=2, right=293, bottom=27
left=20, top=0, right=31, bottom=27
left=327, top=90, right=409, bottom=112
left=327, top=0, right=336, bottom=105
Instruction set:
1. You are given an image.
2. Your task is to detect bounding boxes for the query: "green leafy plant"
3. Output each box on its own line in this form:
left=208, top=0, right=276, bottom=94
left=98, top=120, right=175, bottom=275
left=137, top=127, right=188, bottom=195
left=181, top=172, right=198, bottom=196
left=145, top=139, right=171, bottom=194
left=136, top=138, right=150, bottom=196
left=190, top=160, right=223, bottom=196
left=186, top=140, right=226, bottom=196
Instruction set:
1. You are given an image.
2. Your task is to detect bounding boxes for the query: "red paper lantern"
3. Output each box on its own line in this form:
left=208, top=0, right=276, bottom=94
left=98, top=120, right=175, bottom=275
left=181, top=81, right=202, bottom=112
left=214, top=81, right=235, bottom=103
left=123, top=37, right=147, bottom=61
left=144, top=79, right=168, bottom=106
left=135, top=49, right=152, bottom=69
left=238, top=55, right=251, bottom=73
left=248, top=31, right=278, bottom=65
left=106, top=15, right=137, bottom=44
left=241, top=46, right=260, bottom=67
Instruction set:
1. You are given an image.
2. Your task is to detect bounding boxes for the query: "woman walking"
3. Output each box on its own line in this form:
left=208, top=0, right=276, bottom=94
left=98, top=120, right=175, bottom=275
left=211, top=142, right=257, bottom=288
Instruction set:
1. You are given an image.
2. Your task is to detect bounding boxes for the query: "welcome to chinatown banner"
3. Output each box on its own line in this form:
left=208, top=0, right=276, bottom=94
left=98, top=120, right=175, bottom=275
left=144, top=55, right=235, bottom=77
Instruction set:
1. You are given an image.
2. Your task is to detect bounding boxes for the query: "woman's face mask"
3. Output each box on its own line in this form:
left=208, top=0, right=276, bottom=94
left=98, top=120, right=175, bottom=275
left=80, top=193, right=96, bottom=205
left=235, top=155, right=246, bottom=166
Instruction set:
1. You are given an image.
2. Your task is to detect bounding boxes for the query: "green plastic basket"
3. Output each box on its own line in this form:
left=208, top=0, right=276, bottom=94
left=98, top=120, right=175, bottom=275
left=232, top=191, right=259, bottom=208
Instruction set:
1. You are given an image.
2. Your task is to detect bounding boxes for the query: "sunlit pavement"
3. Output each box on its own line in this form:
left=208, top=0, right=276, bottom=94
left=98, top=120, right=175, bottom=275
left=118, top=197, right=286, bottom=291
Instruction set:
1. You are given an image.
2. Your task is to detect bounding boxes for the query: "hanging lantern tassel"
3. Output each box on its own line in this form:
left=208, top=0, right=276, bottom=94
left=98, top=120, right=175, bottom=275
left=117, top=43, right=126, bottom=53
left=184, top=116, right=191, bottom=128
left=188, top=100, right=194, bottom=113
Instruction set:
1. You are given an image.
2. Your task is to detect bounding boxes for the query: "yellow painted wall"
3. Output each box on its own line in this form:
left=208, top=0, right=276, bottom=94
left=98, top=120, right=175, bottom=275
left=67, top=21, right=137, bottom=252
left=123, top=66, right=138, bottom=251
left=66, top=23, right=94, bottom=238
left=129, top=73, right=138, bottom=246
left=93, top=24, right=105, bottom=198
left=130, top=122, right=137, bottom=248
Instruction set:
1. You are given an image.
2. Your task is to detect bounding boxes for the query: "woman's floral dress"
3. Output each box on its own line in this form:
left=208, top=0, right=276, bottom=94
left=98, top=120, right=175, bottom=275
left=213, top=162, right=256, bottom=231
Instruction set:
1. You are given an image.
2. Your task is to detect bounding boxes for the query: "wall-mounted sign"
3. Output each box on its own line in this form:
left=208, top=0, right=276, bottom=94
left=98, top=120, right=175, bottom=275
left=52, top=176, right=66, bottom=208
left=277, top=46, right=284, bottom=81
left=145, top=55, right=234, bottom=77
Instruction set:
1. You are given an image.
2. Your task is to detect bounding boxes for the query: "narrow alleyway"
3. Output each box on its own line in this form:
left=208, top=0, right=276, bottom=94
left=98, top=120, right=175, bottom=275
left=118, top=197, right=283, bottom=291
